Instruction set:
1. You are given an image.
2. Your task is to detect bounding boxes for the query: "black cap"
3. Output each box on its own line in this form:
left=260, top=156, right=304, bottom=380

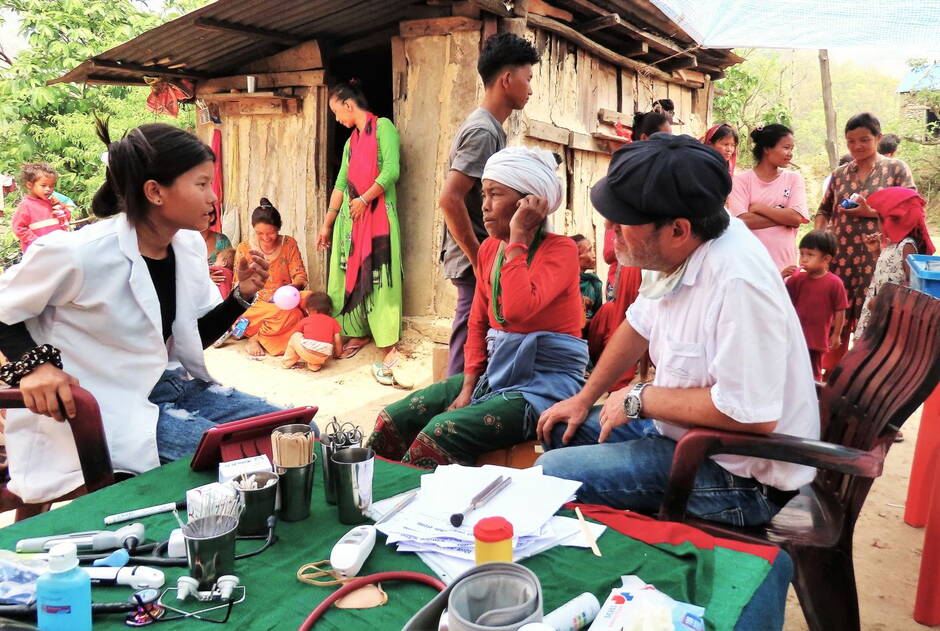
left=590, top=133, right=732, bottom=225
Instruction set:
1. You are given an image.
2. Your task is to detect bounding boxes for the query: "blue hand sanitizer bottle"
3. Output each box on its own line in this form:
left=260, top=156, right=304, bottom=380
left=36, top=542, right=91, bottom=631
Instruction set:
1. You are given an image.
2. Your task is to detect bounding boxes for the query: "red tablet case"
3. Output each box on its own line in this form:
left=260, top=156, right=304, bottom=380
left=189, top=406, right=318, bottom=471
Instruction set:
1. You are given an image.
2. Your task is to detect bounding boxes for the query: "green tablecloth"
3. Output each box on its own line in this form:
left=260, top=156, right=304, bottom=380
left=0, top=458, right=773, bottom=630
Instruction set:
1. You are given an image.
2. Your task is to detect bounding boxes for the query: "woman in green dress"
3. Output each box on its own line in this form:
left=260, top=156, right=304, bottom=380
left=317, top=80, right=403, bottom=386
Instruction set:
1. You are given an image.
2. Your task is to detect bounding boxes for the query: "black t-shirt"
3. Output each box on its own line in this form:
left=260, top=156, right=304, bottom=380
left=143, top=246, right=177, bottom=342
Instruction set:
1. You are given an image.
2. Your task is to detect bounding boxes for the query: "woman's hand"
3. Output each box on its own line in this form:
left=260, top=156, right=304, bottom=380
left=19, top=363, right=80, bottom=422
left=349, top=197, right=368, bottom=221
left=447, top=388, right=473, bottom=411
left=536, top=395, right=590, bottom=446
left=508, top=195, right=550, bottom=243
left=235, top=250, right=270, bottom=299
left=316, top=223, right=332, bottom=250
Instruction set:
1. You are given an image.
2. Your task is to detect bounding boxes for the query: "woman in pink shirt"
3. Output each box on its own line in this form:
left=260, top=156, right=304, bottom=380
left=728, top=124, right=809, bottom=271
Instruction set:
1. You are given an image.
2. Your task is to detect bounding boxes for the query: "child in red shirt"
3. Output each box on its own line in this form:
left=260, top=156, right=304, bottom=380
left=282, top=292, right=342, bottom=371
left=11, top=163, right=71, bottom=252
left=785, top=230, right=848, bottom=381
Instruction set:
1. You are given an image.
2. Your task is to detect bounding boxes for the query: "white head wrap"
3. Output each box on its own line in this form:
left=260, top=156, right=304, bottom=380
left=481, top=146, right=563, bottom=213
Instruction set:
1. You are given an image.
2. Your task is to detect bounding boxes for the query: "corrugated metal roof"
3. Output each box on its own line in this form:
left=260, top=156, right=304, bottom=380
left=52, top=0, right=741, bottom=86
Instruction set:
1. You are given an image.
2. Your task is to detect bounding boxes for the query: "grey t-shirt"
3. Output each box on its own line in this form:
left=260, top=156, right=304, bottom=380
left=441, top=108, right=507, bottom=279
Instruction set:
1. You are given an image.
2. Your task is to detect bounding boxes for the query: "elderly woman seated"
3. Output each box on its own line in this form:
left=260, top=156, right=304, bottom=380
left=366, top=147, right=588, bottom=468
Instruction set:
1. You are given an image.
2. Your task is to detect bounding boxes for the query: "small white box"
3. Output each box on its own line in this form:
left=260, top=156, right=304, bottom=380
left=218, top=454, right=274, bottom=485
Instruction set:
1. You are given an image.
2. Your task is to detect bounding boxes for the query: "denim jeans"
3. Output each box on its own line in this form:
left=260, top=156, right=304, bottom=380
left=149, top=369, right=281, bottom=463
left=536, top=409, right=783, bottom=527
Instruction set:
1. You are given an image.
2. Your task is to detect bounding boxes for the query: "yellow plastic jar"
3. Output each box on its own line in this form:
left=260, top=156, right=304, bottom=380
left=474, top=516, right=514, bottom=565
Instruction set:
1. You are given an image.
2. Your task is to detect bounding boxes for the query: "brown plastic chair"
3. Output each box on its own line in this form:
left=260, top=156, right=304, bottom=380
left=0, top=385, right=115, bottom=521
left=657, top=283, right=940, bottom=631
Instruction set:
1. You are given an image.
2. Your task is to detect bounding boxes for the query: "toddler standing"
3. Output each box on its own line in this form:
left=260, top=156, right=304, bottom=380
left=11, top=163, right=71, bottom=251
left=282, top=292, right=342, bottom=372
left=785, top=230, right=849, bottom=381
left=855, top=187, right=935, bottom=340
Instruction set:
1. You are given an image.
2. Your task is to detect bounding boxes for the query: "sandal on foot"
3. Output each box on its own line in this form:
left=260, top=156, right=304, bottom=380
left=372, top=362, right=395, bottom=386
left=340, top=343, right=367, bottom=359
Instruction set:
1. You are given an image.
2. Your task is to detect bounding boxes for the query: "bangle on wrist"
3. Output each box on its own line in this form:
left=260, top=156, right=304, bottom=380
left=326, top=208, right=339, bottom=214
left=358, top=196, right=368, bottom=206
left=0, top=344, right=63, bottom=386
left=505, top=242, right=529, bottom=255
left=232, top=285, right=257, bottom=309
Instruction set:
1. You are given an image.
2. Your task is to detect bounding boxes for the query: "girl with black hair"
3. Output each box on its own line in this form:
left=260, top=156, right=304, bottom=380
left=702, top=123, right=738, bottom=177
left=0, top=123, right=280, bottom=503
left=815, top=112, right=915, bottom=370
left=319, top=79, right=404, bottom=386
left=631, top=111, right=671, bottom=141
left=728, top=124, right=809, bottom=271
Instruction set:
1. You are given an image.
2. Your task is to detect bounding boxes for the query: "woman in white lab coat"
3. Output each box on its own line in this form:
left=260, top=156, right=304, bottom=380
left=0, top=123, right=280, bottom=503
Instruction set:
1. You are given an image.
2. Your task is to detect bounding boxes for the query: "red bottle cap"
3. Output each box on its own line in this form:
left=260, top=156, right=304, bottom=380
left=473, top=516, right=514, bottom=542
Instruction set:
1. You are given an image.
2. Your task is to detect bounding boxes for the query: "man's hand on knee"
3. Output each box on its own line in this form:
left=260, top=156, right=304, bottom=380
left=537, top=396, right=590, bottom=446
left=598, top=388, right=630, bottom=443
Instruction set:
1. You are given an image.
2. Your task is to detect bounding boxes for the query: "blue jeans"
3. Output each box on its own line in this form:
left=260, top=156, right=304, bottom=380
left=149, top=370, right=281, bottom=463
left=536, top=410, right=784, bottom=527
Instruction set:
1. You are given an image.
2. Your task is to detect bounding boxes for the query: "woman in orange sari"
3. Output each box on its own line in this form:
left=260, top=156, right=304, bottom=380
left=231, top=199, right=308, bottom=356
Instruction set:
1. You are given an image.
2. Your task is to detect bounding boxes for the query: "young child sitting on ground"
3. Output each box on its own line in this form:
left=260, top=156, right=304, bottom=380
left=785, top=230, right=848, bottom=381
left=210, top=246, right=235, bottom=299
left=12, top=163, right=71, bottom=251
left=571, top=234, right=603, bottom=330
left=282, top=292, right=342, bottom=371
left=855, top=186, right=935, bottom=340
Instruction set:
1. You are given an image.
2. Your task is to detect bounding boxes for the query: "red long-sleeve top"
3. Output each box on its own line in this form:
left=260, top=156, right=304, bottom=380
left=603, top=225, right=618, bottom=290
left=12, top=195, right=70, bottom=252
left=464, top=233, right=584, bottom=376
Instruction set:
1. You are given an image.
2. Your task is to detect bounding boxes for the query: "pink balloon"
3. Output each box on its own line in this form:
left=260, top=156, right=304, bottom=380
left=272, top=285, right=300, bottom=310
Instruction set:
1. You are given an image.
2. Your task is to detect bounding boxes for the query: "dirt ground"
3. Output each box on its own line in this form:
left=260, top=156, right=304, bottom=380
left=205, top=337, right=933, bottom=631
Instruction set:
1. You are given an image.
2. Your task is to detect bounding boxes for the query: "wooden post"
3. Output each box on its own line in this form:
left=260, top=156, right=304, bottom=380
left=819, top=49, right=839, bottom=171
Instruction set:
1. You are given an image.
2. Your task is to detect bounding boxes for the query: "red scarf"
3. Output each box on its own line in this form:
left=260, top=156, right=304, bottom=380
left=702, top=123, right=737, bottom=177
left=342, top=113, right=392, bottom=315
left=867, top=186, right=935, bottom=255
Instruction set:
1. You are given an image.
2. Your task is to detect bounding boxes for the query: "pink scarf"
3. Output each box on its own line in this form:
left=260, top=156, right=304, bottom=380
left=342, top=113, right=392, bottom=315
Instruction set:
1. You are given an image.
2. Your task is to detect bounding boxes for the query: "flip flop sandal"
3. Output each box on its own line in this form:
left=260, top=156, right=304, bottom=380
left=372, top=362, right=395, bottom=386
left=341, top=343, right=367, bottom=359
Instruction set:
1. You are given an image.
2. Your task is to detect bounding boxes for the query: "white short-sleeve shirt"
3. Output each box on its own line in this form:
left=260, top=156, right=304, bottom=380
left=626, top=218, right=819, bottom=491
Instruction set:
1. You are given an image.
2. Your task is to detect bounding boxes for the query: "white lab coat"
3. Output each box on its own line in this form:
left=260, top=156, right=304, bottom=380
left=0, top=214, right=222, bottom=503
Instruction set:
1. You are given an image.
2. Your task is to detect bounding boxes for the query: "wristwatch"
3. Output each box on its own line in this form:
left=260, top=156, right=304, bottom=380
left=623, top=382, right=651, bottom=419
left=232, top=286, right=257, bottom=309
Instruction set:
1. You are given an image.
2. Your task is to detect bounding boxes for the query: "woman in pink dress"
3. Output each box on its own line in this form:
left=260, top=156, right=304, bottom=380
left=727, top=124, right=809, bottom=272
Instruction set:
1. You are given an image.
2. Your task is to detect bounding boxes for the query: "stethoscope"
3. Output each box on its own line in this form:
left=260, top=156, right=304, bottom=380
left=75, top=516, right=278, bottom=567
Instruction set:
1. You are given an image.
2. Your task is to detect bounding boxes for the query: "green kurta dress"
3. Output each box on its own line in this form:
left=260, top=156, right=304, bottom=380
left=327, top=117, right=403, bottom=348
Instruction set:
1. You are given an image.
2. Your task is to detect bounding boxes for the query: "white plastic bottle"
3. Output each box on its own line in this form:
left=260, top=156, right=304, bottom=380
left=35, top=542, right=92, bottom=631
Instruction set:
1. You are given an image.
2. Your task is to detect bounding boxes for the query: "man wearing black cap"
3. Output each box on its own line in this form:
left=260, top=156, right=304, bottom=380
left=536, top=134, right=819, bottom=527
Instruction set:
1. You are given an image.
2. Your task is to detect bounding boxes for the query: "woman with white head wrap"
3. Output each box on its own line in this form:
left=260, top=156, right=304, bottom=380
left=368, top=146, right=589, bottom=468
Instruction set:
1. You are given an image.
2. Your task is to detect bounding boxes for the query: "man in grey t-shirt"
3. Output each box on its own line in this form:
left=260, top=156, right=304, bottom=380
left=438, top=33, right=540, bottom=377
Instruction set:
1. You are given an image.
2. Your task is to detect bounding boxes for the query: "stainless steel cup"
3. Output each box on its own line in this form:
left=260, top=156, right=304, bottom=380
left=246, top=75, right=256, bottom=93
left=182, top=515, right=239, bottom=590
left=321, top=435, right=362, bottom=505
left=277, top=457, right=316, bottom=522
left=234, top=471, right=279, bottom=536
left=332, top=447, right=374, bottom=525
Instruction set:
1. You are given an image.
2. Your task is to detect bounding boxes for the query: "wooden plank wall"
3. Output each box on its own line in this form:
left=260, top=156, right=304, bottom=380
left=392, top=29, right=483, bottom=318
left=197, top=85, right=330, bottom=291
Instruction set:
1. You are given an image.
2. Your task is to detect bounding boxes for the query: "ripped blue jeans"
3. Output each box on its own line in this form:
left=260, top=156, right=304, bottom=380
left=149, top=369, right=281, bottom=463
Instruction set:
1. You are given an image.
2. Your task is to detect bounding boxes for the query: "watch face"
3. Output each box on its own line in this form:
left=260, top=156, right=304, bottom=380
left=624, top=395, right=641, bottom=418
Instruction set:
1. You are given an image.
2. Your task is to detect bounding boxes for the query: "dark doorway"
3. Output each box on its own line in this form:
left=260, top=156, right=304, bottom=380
left=326, top=42, right=395, bottom=186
